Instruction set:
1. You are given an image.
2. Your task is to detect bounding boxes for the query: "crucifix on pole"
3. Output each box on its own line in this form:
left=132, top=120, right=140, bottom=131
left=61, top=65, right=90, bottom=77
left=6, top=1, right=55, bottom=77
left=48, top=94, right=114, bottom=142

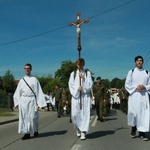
left=69, top=12, right=89, bottom=58
left=69, top=12, right=89, bottom=109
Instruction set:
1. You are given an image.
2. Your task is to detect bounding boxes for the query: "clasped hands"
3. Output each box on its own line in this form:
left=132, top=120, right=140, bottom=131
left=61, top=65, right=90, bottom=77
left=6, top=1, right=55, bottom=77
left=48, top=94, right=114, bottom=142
left=136, top=84, right=145, bottom=90
left=79, top=72, right=85, bottom=80
left=78, top=72, right=85, bottom=91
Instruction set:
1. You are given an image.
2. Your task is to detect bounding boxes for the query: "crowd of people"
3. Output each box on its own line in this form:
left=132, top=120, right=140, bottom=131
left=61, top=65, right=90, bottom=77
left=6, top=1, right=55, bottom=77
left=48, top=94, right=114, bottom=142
left=43, top=86, right=72, bottom=118
left=13, top=55, right=150, bottom=141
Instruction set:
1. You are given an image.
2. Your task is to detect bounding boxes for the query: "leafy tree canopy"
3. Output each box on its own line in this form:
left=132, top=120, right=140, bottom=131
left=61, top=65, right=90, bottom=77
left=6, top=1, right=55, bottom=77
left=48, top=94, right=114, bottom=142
left=2, top=70, right=16, bottom=93
left=110, top=77, right=125, bottom=89
left=55, top=60, right=76, bottom=88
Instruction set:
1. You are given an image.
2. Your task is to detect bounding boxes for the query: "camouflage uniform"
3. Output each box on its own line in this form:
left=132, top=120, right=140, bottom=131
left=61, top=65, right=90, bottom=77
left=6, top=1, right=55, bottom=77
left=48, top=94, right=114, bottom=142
left=93, top=83, right=109, bottom=121
left=61, top=89, right=68, bottom=116
left=103, top=91, right=110, bottom=116
left=118, top=87, right=128, bottom=114
left=66, top=89, right=72, bottom=115
left=53, top=87, right=62, bottom=117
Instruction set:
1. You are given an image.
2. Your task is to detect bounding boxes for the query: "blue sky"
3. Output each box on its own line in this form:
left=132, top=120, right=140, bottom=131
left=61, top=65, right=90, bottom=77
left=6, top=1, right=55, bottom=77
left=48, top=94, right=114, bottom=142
left=0, top=0, right=150, bottom=81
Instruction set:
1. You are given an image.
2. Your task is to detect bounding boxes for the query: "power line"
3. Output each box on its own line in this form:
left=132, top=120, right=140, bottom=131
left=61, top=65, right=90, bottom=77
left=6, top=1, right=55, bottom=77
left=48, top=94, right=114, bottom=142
left=144, top=50, right=150, bottom=60
left=0, top=25, right=69, bottom=47
left=143, top=50, right=150, bottom=65
left=144, top=56, right=150, bottom=66
left=88, top=0, right=135, bottom=20
left=0, top=0, right=136, bottom=47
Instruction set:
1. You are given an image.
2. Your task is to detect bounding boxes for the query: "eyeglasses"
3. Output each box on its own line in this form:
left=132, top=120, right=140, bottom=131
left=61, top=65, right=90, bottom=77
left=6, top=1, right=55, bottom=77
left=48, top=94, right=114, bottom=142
left=136, top=59, right=143, bottom=62
left=24, top=68, right=31, bottom=70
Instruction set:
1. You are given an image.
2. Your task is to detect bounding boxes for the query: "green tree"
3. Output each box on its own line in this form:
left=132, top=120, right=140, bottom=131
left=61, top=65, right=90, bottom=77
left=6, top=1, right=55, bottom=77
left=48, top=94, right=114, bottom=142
left=121, top=78, right=126, bottom=88
left=101, top=79, right=111, bottom=89
left=44, top=78, right=61, bottom=92
left=2, top=70, right=16, bottom=93
left=36, top=75, right=61, bottom=93
left=0, top=76, right=2, bottom=89
left=36, top=75, right=52, bottom=88
left=116, top=79, right=122, bottom=89
left=110, top=77, right=120, bottom=88
left=110, top=77, right=126, bottom=89
left=55, top=60, right=76, bottom=88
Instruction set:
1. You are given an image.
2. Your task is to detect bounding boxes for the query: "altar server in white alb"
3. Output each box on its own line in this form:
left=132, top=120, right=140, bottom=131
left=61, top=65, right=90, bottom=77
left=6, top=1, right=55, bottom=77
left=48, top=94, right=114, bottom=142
left=125, top=56, right=150, bottom=141
left=13, top=63, right=46, bottom=140
left=68, top=58, right=93, bottom=140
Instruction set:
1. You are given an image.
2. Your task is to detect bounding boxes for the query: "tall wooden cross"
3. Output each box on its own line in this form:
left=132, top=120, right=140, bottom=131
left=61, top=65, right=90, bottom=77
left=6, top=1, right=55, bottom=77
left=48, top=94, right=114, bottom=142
left=69, top=12, right=89, bottom=58
left=69, top=13, right=89, bottom=109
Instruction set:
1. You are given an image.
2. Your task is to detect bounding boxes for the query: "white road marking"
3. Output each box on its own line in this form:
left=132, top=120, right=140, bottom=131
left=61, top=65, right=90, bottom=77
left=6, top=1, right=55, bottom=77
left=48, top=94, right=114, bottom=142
left=91, top=116, right=97, bottom=126
left=71, top=144, right=81, bottom=150
left=90, top=116, right=94, bottom=122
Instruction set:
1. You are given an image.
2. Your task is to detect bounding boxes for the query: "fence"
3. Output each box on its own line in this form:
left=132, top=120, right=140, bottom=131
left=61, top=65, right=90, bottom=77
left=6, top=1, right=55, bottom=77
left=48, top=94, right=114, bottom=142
left=0, top=93, right=14, bottom=111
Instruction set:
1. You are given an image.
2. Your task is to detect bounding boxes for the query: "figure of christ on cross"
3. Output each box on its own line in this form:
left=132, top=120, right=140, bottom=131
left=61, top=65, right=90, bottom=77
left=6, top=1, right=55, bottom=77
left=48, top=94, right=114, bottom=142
left=69, top=12, right=89, bottom=52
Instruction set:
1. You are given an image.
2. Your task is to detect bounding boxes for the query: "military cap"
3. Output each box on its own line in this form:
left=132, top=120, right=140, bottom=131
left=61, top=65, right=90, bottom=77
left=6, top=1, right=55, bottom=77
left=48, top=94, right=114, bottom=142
left=97, top=77, right=101, bottom=80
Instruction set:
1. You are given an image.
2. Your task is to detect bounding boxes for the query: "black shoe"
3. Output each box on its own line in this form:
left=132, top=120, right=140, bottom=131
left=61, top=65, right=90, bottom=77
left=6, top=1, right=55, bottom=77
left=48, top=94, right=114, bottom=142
left=97, top=117, right=100, bottom=120
left=22, top=134, right=30, bottom=140
left=130, top=126, right=136, bottom=138
left=140, top=135, right=148, bottom=141
left=34, top=131, right=39, bottom=137
left=100, top=117, right=104, bottom=122
left=70, top=118, right=72, bottom=123
left=139, top=132, right=148, bottom=141
left=130, top=131, right=136, bottom=138
left=57, top=115, right=61, bottom=118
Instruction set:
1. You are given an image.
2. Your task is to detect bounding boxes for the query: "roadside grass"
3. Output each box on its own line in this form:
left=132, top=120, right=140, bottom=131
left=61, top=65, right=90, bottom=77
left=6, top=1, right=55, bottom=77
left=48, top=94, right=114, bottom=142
left=0, top=108, right=16, bottom=117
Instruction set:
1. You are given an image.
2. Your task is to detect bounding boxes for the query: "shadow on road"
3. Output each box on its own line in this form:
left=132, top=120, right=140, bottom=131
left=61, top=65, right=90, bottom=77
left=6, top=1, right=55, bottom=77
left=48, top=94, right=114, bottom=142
left=38, top=130, right=67, bottom=138
left=87, top=127, right=127, bottom=139
left=87, top=130, right=115, bottom=139
left=104, top=117, right=117, bottom=121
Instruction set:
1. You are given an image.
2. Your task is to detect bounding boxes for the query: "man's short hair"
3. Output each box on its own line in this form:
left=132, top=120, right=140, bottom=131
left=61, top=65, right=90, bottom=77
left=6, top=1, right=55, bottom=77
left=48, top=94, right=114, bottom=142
left=25, top=63, right=32, bottom=70
left=134, top=56, right=144, bottom=63
left=76, top=58, right=85, bottom=66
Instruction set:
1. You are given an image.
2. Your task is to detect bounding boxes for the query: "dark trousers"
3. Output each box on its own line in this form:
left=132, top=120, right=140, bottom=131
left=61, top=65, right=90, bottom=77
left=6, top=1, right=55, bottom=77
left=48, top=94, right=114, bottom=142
left=47, top=103, right=50, bottom=111
left=55, top=101, right=62, bottom=116
left=95, top=101, right=100, bottom=118
left=95, top=100, right=104, bottom=118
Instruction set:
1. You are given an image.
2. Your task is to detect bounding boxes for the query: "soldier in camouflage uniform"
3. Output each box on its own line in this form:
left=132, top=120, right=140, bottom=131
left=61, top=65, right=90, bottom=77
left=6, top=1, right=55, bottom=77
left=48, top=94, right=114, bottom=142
left=93, top=77, right=109, bottom=122
left=52, top=85, right=62, bottom=118
left=66, top=88, right=72, bottom=122
left=118, top=87, right=128, bottom=114
left=65, top=88, right=72, bottom=115
left=61, top=88, right=68, bottom=116
left=103, top=90, right=110, bottom=117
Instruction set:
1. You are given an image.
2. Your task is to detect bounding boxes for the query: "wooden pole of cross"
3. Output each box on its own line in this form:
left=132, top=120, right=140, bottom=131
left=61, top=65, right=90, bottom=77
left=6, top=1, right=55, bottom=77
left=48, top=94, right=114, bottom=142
left=69, top=13, right=89, bottom=109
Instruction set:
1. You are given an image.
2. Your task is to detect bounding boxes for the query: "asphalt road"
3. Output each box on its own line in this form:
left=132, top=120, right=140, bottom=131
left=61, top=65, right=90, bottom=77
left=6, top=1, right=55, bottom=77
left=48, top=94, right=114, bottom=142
left=0, top=109, right=150, bottom=150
